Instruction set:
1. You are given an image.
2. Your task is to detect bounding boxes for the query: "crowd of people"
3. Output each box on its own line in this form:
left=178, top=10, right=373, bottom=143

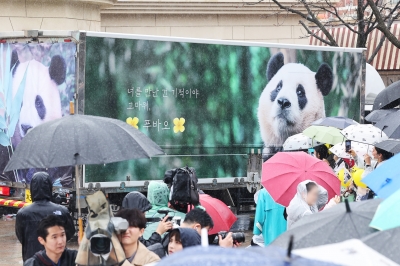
left=252, top=144, right=393, bottom=246
left=15, top=173, right=237, bottom=266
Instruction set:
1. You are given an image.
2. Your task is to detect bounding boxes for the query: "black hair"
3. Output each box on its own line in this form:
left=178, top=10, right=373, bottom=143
left=314, top=145, right=329, bottom=160
left=305, top=182, right=318, bottom=192
left=169, top=229, right=181, bottom=244
left=115, top=208, right=147, bottom=229
left=37, top=215, right=66, bottom=241
left=183, top=208, right=214, bottom=229
left=375, top=147, right=394, bottom=161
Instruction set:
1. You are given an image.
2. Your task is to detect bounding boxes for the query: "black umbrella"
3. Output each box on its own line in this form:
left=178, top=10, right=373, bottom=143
left=375, top=139, right=400, bottom=154
left=373, top=80, right=400, bottom=110
left=312, top=116, right=358, bottom=129
left=362, top=227, right=400, bottom=264
left=365, top=109, right=397, bottom=124
left=374, top=111, right=400, bottom=138
left=5, top=114, right=163, bottom=170
left=271, top=199, right=381, bottom=249
left=4, top=112, right=164, bottom=240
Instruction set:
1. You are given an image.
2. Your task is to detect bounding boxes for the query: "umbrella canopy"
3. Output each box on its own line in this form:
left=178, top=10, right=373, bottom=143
left=303, top=126, right=344, bottom=145
left=271, top=199, right=381, bottom=249
left=157, top=245, right=339, bottom=266
left=341, top=124, right=388, bottom=145
left=329, top=141, right=373, bottom=159
left=197, top=194, right=237, bottom=235
left=4, top=114, right=164, bottom=171
left=365, top=109, right=397, bottom=124
left=375, top=139, right=400, bottom=155
left=312, top=116, right=358, bottom=129
left=294, top=239, right=399, bottom=266
left=373, top=80, right=400, bottom=110
left=362, top=153, right=400, bottom=199
left=374, top=111, right=400, bottom=138
left=369, top=188, right=400, bottom=231
left=283, top=133, right=322, bottom=151
left=362, top=227, right=400, bottom=264
left=261, top=152, right=340, bottom=207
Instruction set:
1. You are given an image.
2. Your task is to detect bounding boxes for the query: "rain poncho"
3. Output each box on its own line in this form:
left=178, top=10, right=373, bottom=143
left=144, top=182, right=185, bottom=239
left=286, top=180, right=335, bottom=229
left=253, top=188, right=287, bottom=245
left=122, top=191, right=152, bottom=212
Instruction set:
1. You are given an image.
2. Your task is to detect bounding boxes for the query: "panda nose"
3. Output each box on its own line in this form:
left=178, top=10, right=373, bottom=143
left=277, top=98, right=291, bottom=109
left=21, top=124, right=32, bottom=135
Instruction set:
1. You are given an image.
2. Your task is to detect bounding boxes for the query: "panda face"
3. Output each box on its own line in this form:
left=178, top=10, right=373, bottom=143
left=12, top=57, right=65, bottom=137
left=258, top=52, right=333, bottom=146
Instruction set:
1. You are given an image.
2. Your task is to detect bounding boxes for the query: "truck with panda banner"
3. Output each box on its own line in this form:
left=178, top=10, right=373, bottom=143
left=0, top=30, right=364, bottom=215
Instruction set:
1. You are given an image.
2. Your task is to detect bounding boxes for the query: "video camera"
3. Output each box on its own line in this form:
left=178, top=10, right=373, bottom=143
left=89, top=217, right=129, bottom=255
left=216, top=231, right=246, bottom=244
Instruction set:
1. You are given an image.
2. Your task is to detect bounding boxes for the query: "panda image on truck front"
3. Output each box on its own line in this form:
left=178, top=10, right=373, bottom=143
left=258, top=52, right=333, bottom=149
left=11, top=50, right=66, bottom=139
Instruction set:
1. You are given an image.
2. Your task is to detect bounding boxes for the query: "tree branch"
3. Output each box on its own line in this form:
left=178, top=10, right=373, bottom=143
left=299, top=20, right=335, bottom=45
left=367, top=0, right=400, bottom=49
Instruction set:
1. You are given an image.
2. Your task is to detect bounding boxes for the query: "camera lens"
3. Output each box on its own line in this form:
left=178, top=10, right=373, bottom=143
left=90, top=236, right=111, bottom=255
left=231, top=232, right=245, bottom=243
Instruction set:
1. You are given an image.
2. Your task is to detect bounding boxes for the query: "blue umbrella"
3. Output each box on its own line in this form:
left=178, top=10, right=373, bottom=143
left=362, top=153, right=400, bottom=199
left=157, top=245, right=339, bottom=266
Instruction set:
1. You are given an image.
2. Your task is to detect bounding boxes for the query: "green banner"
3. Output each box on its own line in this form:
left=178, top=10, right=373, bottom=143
left=84, top=36, right=361, bottom=183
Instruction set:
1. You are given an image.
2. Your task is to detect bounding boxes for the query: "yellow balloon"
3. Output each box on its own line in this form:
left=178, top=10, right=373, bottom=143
left=337, top=167, right=368, bottom=189
left=351, top=166, right=367, bottom=188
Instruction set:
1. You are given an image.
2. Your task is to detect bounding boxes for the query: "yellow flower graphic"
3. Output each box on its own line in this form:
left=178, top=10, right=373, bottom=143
left=126, top=117, right=139, bottom=129
left=173, top=118, right=185, bottom=133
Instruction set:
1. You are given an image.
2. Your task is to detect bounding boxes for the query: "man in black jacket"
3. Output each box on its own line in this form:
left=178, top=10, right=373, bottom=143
left=24, top=215, right=77, bottom=266
left=16, top=172, right=75, bottom=262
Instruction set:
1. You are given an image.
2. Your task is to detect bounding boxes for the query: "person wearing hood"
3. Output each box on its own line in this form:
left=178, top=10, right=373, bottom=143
left=144, top=182, right=185, bottom=240
left=15, top=172, right=75, bottom=262
left=122, top=191, right=172, bottom=249
left=286, top=180, right=340, bottom=229
left=167, top=228, right=201, bottom=255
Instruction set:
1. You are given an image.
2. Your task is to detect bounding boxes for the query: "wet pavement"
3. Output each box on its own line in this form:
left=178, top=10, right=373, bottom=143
left=0, top=213, right=254, bottom=265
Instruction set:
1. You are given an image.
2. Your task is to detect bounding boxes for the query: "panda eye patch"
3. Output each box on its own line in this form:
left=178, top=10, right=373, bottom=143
left=270, top=80, right=282, bottom=102
left=35, top=95, right=46, bottom=120
left=296, top=85, right=305, bottom=97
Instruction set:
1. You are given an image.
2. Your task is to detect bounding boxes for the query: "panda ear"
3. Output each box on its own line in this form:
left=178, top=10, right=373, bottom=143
left=11, top=50, right=19, bottom=76
left=315, top=63, right=333, bottom=96
left=49, top=55, right=67, bottom=85
left=267, top=52, right=284, bottom=81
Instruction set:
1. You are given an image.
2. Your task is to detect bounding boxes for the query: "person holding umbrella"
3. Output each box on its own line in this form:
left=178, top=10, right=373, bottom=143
left=286, top=180, right=340, bottom=229
left=348, top=147, right=393, bottom=201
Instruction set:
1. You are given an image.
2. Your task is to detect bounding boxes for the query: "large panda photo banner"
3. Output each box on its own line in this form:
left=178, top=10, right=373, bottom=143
left=0, top=43, right=76, bottom=185
left=83, top=35, right=362, bottom=184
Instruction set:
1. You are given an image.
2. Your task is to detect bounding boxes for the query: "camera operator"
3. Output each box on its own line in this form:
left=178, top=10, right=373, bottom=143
left=162, top=208, right=239, bottom=248
left=112, top=208, right=160, bottom=266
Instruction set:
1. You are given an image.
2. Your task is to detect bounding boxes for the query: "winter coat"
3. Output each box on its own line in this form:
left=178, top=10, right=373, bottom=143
left=286, top=180, right=337, bottom=229
left=253, top=188, right=286, bottom=245
left=122, top=192, right=152, bottom=212
left=121, top=241, right=160, bottom=266
left=23, top=248, right=77, bottom=266
left=16, top=172, right=76, bottom=262
left=144, top=182, right=185, bottom=240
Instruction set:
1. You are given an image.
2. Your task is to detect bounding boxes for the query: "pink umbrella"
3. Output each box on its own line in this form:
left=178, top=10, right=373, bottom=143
left=261, top=152, right=340, bottom=207
left=195, top=194, right=237, bottom=235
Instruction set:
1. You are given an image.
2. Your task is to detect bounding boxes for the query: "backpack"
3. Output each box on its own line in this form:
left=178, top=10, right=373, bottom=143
left=169, top=167, right=200, bottom=208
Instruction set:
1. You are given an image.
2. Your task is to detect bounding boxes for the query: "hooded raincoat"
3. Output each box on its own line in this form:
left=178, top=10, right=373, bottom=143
left=286, top=180, right=336, bottom=230
left=15, top=172, right=75, bottom=262
left=122, top=191, right=152, bottom=212
left=253, top=188, right=286, bottom=245
left=144, top=182, right=185, bottom=239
